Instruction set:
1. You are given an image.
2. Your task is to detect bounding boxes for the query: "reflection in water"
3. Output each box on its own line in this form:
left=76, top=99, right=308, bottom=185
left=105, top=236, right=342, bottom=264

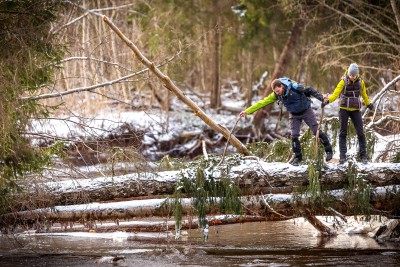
left=188, top=218, right=396, bottom=250
left=0, top=219, right=399, bottom=266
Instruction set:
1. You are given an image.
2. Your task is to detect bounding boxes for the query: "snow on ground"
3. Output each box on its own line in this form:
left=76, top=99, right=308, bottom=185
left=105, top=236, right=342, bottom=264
left=30, top=94, right=399, bottom=165
left=31, top=108, right=244, bottom=144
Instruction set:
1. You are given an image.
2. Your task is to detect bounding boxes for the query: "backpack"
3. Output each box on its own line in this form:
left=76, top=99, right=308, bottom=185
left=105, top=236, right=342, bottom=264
left=277, top=78, right=310, bottom=113
left=279, top=77, right=305, bottom=95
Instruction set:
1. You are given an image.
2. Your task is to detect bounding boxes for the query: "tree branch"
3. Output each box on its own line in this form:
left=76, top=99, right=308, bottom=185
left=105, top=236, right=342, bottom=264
left=390, top=0, right=400, bottom=33
left=363, top=75, right=400, bottom=119
left=22, top=51, right=180, bottom=101
left=102, top=15, right=250, bottom=155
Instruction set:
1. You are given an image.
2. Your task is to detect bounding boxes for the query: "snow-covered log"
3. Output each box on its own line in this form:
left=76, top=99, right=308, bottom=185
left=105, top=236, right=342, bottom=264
left=18, top=160, right=400, bottom=208
left=1, top=185, right=398, bottom=232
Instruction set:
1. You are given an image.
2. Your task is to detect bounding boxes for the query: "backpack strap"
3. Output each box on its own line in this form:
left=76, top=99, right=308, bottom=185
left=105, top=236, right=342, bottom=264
left=290, top=84, right=305, bottom=95
left=342, top=75, right=348, bottom=95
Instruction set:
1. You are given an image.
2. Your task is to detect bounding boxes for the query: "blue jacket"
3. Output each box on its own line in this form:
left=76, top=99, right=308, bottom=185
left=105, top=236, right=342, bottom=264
left=279, top=78, right=310, bottom=113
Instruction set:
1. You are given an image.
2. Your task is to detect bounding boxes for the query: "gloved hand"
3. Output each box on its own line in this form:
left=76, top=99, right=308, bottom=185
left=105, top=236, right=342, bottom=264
left=367, top=103, right=374, bottom=110
left=321, top=100, right=329, bottom=108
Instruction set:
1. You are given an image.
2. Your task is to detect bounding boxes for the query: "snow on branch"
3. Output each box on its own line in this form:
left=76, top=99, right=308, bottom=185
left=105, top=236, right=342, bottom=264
left=363, top=75, right=400, bottom=124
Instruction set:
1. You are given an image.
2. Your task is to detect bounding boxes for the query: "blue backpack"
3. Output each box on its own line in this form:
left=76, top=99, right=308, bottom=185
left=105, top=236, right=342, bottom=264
left=278, top=78, right=310, bottom=113
left=279, top=78, right=305, bottom=94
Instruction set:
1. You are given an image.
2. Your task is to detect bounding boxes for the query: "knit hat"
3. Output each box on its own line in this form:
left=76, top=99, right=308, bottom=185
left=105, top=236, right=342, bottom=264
left=348, top=63, right=359, bottom=76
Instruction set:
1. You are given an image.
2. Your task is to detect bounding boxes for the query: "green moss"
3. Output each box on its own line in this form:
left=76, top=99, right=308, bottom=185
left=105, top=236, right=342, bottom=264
left=249, top=139, right=292, bottom=163
left=343, top=162, right=372, bottom=218
left=365, top=129, right=376, bottom=160
left=392, top=152, right=400, bottom=163
left=167, top=155, right=243, bottom=229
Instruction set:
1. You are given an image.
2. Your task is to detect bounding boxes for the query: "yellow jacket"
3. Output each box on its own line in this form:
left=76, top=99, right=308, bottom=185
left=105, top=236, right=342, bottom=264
left=328, top=73, right=371, bottom=111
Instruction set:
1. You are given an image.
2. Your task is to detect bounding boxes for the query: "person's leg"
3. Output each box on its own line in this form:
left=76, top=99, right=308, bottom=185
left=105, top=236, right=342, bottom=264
left=319, top=132, right=333, bottom=161
left=303, top=108, right=333, bottom=161
left=349, top=110, right=367, bottom=162
left=289, top=115, right=302, bottom=165
left=339, top=109, right=350, bottom=163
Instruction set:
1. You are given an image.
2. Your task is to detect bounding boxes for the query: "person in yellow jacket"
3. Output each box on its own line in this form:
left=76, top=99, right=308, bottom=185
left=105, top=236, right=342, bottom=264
left=322, top=63, right=373, bottom=164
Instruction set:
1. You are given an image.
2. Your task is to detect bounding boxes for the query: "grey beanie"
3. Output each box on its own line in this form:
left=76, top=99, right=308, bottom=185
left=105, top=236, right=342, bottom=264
left=348, top=63, right=359, bottom=76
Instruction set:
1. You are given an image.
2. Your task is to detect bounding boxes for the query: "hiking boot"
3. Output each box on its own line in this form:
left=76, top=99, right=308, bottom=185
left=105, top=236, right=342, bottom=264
left=361, top=157, right=368, bottom=164
left=290, top=157, right=301, bottom=166
left=339, top=156, right=347, bottom=164
left=326, top=151, right=333, bottom=162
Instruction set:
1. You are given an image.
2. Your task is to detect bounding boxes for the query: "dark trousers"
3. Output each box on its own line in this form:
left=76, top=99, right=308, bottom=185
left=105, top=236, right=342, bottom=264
left=289, top=107, right=332, bottom=160
left=339, top=109, right=367, bottom=159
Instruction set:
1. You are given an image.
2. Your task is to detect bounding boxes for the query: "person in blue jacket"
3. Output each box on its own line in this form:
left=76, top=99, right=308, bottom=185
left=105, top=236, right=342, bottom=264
left=240, top=78, right=332, bottom=166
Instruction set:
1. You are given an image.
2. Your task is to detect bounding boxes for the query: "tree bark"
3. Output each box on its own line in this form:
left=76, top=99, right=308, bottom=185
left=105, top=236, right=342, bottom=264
left=13, top=161, right=400, bottom=208
left=102, top=16, right=249, bottom=156
left=209, top=1, right=221, bottom=109
left=1, top=186, right=397, bottom=232
left=302, top=208, right=337, bottom=236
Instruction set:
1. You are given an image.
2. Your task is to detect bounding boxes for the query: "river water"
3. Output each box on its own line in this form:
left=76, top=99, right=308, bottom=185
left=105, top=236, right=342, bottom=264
left=1, top=219, right=399, bottom=266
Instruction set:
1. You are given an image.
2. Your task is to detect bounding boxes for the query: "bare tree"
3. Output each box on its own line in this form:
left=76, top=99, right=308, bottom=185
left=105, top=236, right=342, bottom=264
left=312, top=1, right=400, bottom=79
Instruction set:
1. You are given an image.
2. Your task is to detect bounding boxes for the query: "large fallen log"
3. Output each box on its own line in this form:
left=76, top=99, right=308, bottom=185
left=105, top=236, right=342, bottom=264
left=17, top=160, right=400, bottom=208
left=1, top=185, right=398, bottom=232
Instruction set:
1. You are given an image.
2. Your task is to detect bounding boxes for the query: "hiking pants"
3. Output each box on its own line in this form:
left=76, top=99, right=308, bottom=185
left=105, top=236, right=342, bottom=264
left=339, top=109, right=367, bottom=159
left=289, top=107, right=332, bottom=160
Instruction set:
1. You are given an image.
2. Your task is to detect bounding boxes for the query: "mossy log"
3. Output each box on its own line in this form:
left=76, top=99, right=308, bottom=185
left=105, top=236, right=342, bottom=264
left=1, top=185, right=398, bottom=232
left=16, top=161, right=400, bottom=209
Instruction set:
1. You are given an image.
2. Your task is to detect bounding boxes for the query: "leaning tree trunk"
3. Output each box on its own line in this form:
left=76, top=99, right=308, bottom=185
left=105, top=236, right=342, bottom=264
left=102, top=16, right=249, bottom=156
left=252, top=18, right=305, bottom=129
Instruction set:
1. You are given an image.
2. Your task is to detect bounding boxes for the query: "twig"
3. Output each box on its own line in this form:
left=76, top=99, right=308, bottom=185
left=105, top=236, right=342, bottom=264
left=260, top=194, right=291, bottom=219
left=202, top=140, right=208, bottom=160
left=363, top=75, right=400, bottom=119
left=327, top=207, right=347, bottom=223
left=217, top=116, right=241, bottom=166
left=22, top=51, right=180, bottom=101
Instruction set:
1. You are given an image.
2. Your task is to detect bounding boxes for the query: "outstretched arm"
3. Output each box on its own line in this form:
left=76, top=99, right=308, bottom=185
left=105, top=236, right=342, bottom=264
left=304, top=87, right=324, bottom=102
left=242, top=92, right=277, bottom=115
left=327, top=80, right=345, bottom=104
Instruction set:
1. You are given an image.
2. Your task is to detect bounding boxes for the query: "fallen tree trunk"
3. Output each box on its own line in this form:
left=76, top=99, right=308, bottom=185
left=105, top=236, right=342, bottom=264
left=302, top=208, right=337, bottom=236
left=17, top=160, right=400, bottom=208
left=1, top=185, right=398, bottom=232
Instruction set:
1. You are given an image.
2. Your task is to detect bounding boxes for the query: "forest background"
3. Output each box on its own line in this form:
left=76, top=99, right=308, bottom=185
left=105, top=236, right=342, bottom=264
left=0, top=0, right=399, bottom=217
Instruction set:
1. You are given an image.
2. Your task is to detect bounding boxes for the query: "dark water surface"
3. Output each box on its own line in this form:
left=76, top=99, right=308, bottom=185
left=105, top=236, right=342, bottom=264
left=1, top=219, right=399, bottom=266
